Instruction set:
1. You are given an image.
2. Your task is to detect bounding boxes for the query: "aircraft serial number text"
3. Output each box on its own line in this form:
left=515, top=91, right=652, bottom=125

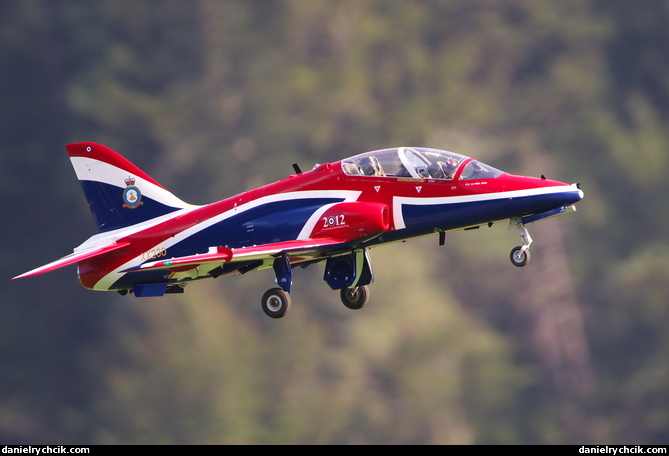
left=141, top=247, right=167, bottom=261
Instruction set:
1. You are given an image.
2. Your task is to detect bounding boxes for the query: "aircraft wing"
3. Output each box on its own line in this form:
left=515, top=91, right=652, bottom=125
left=122, top=237, right=348, bottom=273
left=122, top=246, right=233, bottom=272
left=13, top=242, right=131, bottom=280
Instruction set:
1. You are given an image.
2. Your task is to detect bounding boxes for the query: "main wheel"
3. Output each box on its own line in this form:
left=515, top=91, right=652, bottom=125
left=340, top=285, right=370, bottom=310
left=510, top=246, right=530, bottom=267
left=261, top=288, right=291, bottom=318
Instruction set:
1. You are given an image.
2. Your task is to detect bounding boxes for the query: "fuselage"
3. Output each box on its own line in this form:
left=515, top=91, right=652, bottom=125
left=75, top=147, right=583, bottom=291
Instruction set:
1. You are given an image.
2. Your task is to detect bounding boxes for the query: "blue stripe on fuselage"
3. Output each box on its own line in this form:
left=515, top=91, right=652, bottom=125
left=179, top=198, right=341, bottom=251
left=400, top=191, right=580, bottom=234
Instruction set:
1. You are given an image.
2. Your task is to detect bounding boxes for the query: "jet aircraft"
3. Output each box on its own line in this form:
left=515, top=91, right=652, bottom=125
left=13, top=142, right=583, bottom=318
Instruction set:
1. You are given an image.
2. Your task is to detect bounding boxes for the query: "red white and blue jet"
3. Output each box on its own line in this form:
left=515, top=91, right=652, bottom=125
left=13, top=142, right=583, bottom=318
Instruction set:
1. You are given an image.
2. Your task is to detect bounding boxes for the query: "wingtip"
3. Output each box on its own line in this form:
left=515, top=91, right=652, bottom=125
left=12, top=270, right=38, bottom=280
left=12, top=266, right=51, bottom=280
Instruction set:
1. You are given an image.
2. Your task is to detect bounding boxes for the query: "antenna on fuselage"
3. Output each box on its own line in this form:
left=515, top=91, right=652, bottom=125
left=292, top=163, right=302, bottom=174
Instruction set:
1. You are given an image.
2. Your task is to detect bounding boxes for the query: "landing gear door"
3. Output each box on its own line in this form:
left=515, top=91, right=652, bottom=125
left=323, top=249, right=374, bottom=290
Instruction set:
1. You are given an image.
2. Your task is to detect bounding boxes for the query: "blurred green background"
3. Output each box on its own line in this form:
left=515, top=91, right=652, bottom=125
left=3, top=0, right=669, bottom=445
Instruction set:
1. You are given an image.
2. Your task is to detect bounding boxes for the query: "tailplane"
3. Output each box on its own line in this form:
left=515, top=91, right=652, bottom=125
left=67, top=142, right=194, bottom=232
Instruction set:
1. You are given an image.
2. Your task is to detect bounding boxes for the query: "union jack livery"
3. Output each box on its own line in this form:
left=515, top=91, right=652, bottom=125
left=13, top=142, right=584, bottom=318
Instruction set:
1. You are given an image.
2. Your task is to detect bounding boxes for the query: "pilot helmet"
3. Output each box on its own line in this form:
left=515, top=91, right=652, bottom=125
left=445, top=158, right=458, bottom=172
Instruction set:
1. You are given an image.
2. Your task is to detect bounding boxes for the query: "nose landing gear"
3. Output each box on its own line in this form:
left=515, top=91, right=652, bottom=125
left=509, top=217, right=533, bottom=267
left=510, top=245, right=530, bottom=267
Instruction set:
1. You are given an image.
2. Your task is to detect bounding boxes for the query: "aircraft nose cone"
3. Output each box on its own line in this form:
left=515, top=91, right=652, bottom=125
left=557, top=183, right=584, bottom=207
left=550, top=182, right=584, bottom=206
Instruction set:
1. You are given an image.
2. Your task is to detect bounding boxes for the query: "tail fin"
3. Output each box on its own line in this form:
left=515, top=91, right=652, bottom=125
left=67, top=142, right=194, bottom=232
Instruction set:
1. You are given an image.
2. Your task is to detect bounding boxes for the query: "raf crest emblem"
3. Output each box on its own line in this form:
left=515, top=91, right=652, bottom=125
left=122, top=176, right=143, bottom=209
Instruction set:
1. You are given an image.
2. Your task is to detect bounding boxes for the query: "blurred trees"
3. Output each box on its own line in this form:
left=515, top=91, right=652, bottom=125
left=2, top=0, right=669, bottom=444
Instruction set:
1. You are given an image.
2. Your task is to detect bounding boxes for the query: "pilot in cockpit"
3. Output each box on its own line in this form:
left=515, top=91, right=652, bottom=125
left=359, top=157, right=378, bottom=176
left=359, top=156, right=376, bottom=176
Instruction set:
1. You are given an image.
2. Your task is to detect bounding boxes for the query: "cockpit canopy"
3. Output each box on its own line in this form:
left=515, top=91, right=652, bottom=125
left=341, top=147, right=503, bottom=181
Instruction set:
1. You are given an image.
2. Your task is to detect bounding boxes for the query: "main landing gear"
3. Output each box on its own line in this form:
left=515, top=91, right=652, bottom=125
left=340, top=285, right=370, bottom=310
left=260, top=285, right=370, bottom=319
left=260, top=250, right=373, bottom=319
left=509, top=217, right=533, bottom=267
left=261, top=287, right=292, bottom=318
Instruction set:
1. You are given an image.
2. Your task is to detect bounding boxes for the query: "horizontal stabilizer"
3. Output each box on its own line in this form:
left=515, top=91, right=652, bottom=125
left=13, top=242, right=130, bottom=280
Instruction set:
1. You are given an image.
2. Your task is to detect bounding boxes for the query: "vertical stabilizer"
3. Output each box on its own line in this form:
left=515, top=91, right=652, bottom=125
left=66, top=142, right=194, bottom=232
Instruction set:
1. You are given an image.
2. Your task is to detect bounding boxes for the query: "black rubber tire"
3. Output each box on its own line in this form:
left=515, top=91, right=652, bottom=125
left=510, top=246, right=530, bottom=267
left=261, top=288, right=291, bottom=318
left=340, top=285, right=370, bottom=310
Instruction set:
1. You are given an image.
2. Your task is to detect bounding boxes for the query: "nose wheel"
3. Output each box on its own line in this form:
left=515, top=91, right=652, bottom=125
left=510, top=245, right=530, bottom=267
left=509, top=217, right=533, bottom=267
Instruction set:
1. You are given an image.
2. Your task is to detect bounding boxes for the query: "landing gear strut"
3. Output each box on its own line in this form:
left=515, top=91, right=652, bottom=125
left=509, top=217, right=532, bottom=267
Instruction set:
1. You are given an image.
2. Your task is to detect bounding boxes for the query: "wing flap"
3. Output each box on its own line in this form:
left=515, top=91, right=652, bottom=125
left=13, top=242, right=130, bottom=280
left=229, top=237, right=344, bottom=261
